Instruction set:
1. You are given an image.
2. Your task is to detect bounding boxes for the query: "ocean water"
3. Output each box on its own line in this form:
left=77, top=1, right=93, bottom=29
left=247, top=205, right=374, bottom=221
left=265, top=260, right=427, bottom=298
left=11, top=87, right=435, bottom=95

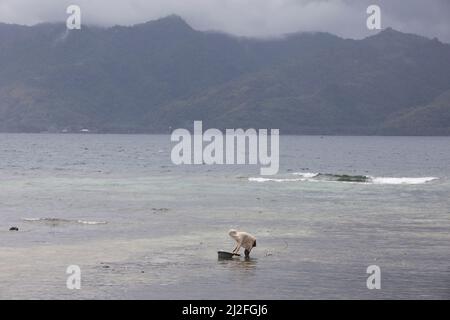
left=0, top=134, right=449, bottom=299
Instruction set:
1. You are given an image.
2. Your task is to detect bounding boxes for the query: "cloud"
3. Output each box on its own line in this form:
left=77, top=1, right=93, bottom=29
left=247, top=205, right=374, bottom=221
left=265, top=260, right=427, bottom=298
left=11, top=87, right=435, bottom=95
left=0, top=0, right=449, bottom=42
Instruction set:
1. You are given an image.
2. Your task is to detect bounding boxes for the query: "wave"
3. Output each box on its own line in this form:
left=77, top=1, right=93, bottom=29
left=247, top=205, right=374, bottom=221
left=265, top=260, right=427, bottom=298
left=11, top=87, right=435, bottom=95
left=249, top=173, right=438, bottom=185
left=248, top=177, right=305, bottom=183
left=23, top=218, right=107, bottom=225
left=291, top=172, right=319, bottom=178
left=76, top=219, right=107, bottom=225
left=370, top=177, right=438, bottom=185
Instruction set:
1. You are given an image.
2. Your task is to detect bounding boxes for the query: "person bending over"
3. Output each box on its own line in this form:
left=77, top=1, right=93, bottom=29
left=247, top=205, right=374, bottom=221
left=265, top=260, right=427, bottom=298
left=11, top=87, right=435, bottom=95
left=229, top=229, right=257, bottom=258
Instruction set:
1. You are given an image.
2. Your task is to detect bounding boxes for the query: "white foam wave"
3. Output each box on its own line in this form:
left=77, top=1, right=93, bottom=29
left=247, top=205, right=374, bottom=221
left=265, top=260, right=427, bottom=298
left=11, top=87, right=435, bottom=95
left=291, top=172, right=319, bottom=178
left=76, top=220, right=108, bottom=225
left=371, top=177, right=438, bottom=185
left=23, top=218, right=43, bottom=222
left=23, top=218, right=107, bottom=225
left=249, top=174, right=438, bottom=185
left=248, top=177, right=305, bottom=183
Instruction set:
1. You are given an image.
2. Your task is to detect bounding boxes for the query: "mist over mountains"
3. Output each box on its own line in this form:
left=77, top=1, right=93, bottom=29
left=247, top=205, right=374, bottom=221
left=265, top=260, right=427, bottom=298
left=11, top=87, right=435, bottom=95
left=1, top=15, right=449, bottom=135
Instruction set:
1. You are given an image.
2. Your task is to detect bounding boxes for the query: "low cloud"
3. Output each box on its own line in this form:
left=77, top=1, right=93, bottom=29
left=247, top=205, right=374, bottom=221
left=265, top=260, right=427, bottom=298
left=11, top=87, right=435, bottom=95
left=0, top=0, right=449, bottom=41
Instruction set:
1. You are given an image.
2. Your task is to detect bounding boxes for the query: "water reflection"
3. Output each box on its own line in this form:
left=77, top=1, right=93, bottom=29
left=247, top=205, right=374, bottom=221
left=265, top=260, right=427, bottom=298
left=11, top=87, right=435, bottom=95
left=218, top=256, right=258, bottom=272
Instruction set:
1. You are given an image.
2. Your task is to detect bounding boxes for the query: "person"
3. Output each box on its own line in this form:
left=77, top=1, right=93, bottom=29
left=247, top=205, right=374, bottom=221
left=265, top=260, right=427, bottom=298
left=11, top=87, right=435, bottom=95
left=228, top=229, right=257, bottom=258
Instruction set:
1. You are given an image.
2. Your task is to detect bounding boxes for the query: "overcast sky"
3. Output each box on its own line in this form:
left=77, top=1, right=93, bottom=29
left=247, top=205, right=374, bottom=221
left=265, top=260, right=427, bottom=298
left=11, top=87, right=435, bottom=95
left=1, top=0, right=449, bottom=42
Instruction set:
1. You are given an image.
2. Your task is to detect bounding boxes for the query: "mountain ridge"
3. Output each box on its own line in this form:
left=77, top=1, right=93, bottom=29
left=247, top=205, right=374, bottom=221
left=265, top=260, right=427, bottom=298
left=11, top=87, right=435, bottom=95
left=0, top=16, right=449, bottom=135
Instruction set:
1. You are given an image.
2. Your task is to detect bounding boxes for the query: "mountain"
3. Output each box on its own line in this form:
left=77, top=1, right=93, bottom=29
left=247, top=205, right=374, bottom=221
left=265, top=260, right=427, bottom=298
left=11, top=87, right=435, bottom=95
left=0, top=16, right=449, bottom=135
left=382, top=89, right=450, bottom=135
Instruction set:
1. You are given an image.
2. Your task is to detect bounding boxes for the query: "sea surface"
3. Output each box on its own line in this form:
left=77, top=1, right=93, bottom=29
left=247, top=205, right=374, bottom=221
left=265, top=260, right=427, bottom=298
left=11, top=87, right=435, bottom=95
left=0, top=134, right=449, bottom=299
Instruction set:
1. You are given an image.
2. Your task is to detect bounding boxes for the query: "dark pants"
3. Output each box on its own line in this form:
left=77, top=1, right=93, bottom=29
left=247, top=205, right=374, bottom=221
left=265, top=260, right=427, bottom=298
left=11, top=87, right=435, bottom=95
left=244, top=240, right=257, bottom=257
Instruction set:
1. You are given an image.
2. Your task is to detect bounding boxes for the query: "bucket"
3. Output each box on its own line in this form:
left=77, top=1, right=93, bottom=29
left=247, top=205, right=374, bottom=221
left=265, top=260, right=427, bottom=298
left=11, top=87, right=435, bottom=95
left=218, top=251, right=239, bottom=260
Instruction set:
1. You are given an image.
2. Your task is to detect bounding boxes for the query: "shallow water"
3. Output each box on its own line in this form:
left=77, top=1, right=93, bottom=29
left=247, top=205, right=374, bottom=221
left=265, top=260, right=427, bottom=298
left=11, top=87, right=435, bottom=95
left=0, top=134, right=449, bottom=299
